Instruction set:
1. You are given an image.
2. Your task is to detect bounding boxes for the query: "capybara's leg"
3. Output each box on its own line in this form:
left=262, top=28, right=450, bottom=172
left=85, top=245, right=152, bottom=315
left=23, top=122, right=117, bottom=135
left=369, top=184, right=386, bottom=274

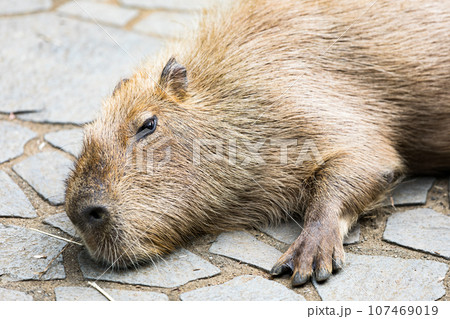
left=271, top=211, right=347, bottom=286
left=271, top=153, right=403, bottom=286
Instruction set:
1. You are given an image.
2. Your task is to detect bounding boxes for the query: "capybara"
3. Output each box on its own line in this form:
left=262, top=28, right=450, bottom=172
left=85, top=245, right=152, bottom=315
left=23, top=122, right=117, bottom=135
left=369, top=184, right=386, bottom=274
left=65, top=0, right=450, bottom=286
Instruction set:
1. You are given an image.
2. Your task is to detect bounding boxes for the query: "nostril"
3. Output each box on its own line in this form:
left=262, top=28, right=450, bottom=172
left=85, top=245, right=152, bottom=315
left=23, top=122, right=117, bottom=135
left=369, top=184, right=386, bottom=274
left=82, top=206, right=109, bottom=224
left=90, top=208, right=102, bottom=220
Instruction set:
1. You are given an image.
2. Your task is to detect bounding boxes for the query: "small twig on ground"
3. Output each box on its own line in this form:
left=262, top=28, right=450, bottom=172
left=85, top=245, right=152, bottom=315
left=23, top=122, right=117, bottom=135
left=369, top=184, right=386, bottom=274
left=37, top=244, right=69, bottom=279
left=29, top=228, right=83, bottom=246
left=88, top=281, right=115, bottom=301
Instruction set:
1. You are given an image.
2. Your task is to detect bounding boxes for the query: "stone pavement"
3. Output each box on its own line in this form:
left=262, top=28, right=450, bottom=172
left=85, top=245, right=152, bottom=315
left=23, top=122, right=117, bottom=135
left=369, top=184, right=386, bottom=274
left=0, top=0, right=449, bottom=301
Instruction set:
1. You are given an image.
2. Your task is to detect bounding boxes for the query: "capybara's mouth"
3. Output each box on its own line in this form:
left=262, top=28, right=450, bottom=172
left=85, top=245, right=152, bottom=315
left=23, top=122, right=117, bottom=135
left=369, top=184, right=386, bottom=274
left=76, top=224, right=167, bottom=270
left=81, top=236, right=154, bottom=270
left=64, top=193, right=176, bottom=270
left=64, top=203, right=158, bottom=268
left=93, top=252, right=152, bottom=270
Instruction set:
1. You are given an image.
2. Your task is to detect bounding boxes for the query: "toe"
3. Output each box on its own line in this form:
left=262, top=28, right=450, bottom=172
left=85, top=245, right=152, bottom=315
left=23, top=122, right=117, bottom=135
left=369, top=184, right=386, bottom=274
left=315, top=267, right=332, bottom=282
left=270, top=262, right=292, bottom=276
left=332, top=257, right=344, bottom=271
left=292, top=271, right=310, bottom=287
left=332, top=244, right=345, bottom=271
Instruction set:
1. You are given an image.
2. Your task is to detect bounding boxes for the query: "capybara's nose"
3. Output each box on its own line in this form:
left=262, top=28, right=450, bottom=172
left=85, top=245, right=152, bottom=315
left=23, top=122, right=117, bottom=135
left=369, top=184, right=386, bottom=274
left=81, top=206, right=110, bottom=226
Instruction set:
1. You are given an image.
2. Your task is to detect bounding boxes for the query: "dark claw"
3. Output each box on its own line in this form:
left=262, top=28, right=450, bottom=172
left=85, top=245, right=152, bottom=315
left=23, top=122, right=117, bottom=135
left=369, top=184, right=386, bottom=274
left=332, top=258, right=344, bottom=271
left=270, top=262, right=292, bottom=276
left=315, top=268, right=331, bottom=282
left=292, top=272, right=310, bottom=287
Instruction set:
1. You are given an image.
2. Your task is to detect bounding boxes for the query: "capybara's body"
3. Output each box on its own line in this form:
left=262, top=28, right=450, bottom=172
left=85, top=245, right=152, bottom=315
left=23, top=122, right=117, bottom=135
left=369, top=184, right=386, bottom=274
left=65, top=0, right=450, bottom=285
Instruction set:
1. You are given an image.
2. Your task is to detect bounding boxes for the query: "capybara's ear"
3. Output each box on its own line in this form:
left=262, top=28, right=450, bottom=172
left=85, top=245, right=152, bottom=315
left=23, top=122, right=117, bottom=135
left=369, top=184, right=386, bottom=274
left=159, top=57, right=188, bottom=101
left=112, top=78, right=129, bottom=96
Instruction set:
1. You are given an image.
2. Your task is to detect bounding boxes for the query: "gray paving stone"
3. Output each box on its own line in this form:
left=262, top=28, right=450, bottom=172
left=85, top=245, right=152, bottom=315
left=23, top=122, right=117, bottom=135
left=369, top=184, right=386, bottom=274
left=133, top=11, right=200, bottom=38
left=44, top=213, right=79, bottom=238
left=44, top=129, right=84, bottom=157
left=261, top=221, right=360, bottom=245
left=0, top=171, right=36, bottom=218
left=0, top=0, right=52, bottom=15
left=119, top=0, right=222, bottom=11
left=55, top=286, right=168, bottom=301
left=209, top=231, right=282, bottom=272
left=261, top=220, right=302, bottom=245
left=312, top=253, right=448, bottom=301
left=12, top=152, right=73, bottom=205
left=180, top=275, right=305, bottom=301
left=0, top=223, right=66, bottom=281
left=78, top=248, right=220, bottom=288
left=384, top=177, right=435, bottom=206
left=0, top=121, right=37, bottom=164
left=0, top=288, right=33, bottom=301
left=0, top=13, right=163, bottom=124
left=57, top=1, right=139, bottom=27
left=383, top=208, right=450, bottom=259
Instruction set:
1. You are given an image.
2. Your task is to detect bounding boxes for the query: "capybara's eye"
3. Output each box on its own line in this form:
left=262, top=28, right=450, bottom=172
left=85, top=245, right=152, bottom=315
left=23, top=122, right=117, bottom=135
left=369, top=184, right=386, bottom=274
left=136, top=115, right=157, bottom=138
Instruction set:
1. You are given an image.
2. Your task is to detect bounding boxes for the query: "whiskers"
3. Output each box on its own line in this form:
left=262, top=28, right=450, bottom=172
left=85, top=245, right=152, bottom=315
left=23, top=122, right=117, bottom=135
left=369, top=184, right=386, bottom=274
left=84, top=222, right=169, bottom=275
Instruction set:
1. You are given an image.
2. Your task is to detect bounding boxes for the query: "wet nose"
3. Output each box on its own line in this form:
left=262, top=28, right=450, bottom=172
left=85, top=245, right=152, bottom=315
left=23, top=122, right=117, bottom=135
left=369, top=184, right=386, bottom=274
left=81, top=206, right=110, bottom=226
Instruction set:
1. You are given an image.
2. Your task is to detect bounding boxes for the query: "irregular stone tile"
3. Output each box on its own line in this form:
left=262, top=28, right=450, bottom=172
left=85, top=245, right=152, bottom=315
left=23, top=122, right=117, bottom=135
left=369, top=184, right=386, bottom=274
left=78, top=248, right=220, bottom=288
left=57, top=1, right=139, bottom=27
left=12, top=152, right=73, bottom=205
left=313, top=253, right=448, bottom=301
left=43, top=213, right=79, bottom=238
left=180, top=275, right=305, bottom=301
left=0, top=171, right=36, bottom=218
left=261, top=220, right=302, bottom=245
left=55, top=286, right=168, bottom=301
left=0, top=121, right=37, bottom=164
left=384, top=177, right=435, bottom=206
left=44, top=129, right=84, bottom=157
left=383, top=208, right=450, bottom=259
left=261, top=221, right=360, bottom=245
left=0, top=288, right=33, bottom=301
left=0, top=223, right=66, bottom=281
left=133, top=12, right=199, bottom=38
left=119, top=0, right=223, bottom=11
left=209, top=231, right=282, bottom=272
left=0, top=13, right=163, bottom=124
left=0, top=0, right=52, bottom=15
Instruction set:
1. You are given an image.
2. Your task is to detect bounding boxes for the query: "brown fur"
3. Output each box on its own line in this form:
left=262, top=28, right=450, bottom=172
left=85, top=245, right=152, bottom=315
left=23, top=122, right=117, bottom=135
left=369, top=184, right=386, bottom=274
left=65, top=0, right=450, bottom=285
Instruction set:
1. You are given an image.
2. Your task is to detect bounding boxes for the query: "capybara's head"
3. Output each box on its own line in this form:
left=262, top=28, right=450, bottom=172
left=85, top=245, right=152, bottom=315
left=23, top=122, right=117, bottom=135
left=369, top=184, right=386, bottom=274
left=66, top=53, right=310, bottom=268
left=65, top=58, right=207, bottom=268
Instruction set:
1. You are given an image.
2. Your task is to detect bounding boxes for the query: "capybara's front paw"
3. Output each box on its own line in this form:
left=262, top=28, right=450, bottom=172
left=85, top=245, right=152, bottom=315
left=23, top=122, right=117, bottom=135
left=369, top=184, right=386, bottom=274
left=270, top=221, right=344, bottom=286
